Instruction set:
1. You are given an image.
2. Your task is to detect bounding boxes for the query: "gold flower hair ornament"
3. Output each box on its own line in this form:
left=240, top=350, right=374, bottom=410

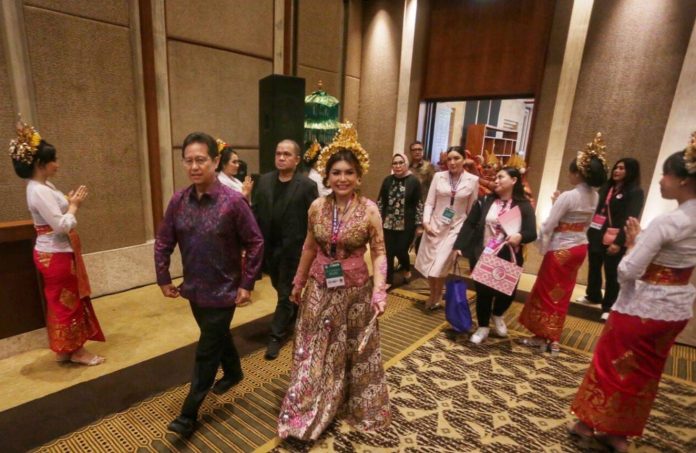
left=576, top=132, right=608, bottom=176
left=317, top=121, right=369, bottom=177
left=506, top=153, right=526, bottom=172
left=9, top=115, right=41, bottom=165
left=685, top=143, right=696, bottom=175
left=216, top=138, right=228, bottom=153
left=303, top=139, right=321, bottom=163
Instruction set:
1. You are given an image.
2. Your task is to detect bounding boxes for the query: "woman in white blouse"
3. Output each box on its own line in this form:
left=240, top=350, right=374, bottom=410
left=10, top=120, right=105, bottom=365
left=569, top=147, right=696, bottom=453
left=217, top=145, right=253, bottom=200
left=519, top=133, right=607, bottom=354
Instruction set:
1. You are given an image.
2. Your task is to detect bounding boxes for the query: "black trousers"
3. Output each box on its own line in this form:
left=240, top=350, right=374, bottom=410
left=474, top=281, right=516, bottom=328
left=384, top=228, right=415, bottom=284
left=585, top=248, right=625, bottom=312
left=181, top=303, right=241, bottom=420
left=268, top=250, right=300, bottom=341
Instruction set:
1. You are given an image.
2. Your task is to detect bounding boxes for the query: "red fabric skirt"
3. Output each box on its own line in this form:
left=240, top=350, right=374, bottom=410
left=571, top=311, right=687, bottom=436
left=518, top=244, right=587, bottom=341
left=33, top=251, right=105, bottom=354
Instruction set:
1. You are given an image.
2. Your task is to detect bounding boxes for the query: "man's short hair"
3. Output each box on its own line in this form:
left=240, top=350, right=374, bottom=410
left=182, top=132, right=218, bottom=159
left=277, top=139, right=301, bottom=158
left=409, top=140, right=423, bottom=151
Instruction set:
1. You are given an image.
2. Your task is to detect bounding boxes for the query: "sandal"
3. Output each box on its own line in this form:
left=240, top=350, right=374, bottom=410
left=428, top=302, right=444, bottom=311
left=70, top=353, right=105, bottom=366
left=518, top=336, right=549, bottom=352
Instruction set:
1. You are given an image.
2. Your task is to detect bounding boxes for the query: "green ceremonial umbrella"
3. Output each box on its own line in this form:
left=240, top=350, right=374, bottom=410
left=304, top=81, right=340, bottom=144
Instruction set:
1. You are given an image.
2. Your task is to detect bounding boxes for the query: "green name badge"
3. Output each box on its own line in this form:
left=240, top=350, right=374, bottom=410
left=441, top=206, right=455, bottom=224
left=324, top=262, right=345, bottom=288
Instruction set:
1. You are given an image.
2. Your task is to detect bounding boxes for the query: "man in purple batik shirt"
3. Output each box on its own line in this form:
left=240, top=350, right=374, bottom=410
left=154, top=132, right=263, bottom=438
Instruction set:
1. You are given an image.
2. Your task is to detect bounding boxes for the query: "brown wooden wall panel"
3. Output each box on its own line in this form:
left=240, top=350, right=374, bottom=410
left=423, top=0, right=555, bottom=100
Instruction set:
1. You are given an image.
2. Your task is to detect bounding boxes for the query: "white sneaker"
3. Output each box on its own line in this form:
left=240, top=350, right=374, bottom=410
left=600, top=312, right=610, bottom=321
left=470, top=327, right=490, bottom=344
left=491, top=316, right=508, bottom=337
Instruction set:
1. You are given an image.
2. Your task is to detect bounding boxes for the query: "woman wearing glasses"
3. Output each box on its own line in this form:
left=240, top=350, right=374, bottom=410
left=377, top=153, right=423, bottom=287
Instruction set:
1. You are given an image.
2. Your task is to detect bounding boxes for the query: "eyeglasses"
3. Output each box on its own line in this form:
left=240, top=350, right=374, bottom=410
left=183, top=157, right=211, bottom=167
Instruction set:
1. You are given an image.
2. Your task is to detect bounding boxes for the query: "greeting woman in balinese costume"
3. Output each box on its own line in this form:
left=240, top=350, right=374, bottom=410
left=216, top=139, right=253, bottom=200
left=415, top=147, right=479, bottom=310
left=277, top=122, right=390, bottom=441
left=568, top=143, right=696, bottom=453
left=518, top=133, right=607, bottom=354
left=9, top=117, right=105, bottom=365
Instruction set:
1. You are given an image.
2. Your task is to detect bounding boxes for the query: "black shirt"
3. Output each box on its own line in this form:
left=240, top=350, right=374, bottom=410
left=270, top=178, right=291, bottom=245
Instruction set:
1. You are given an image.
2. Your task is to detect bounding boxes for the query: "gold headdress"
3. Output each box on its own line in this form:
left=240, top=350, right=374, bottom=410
left=576, top=132, right=608, bottom=176
left=506, top=152, right=526, bottom=172
left=685, top=143, right=696, bottom=175
left=216, top=138, right=228, bottom=153
left=303, top=138, right=321, bottom=163
left=316, top=121, right=369, bottom=176
left=9, top=115, right=41, bottom=165
left=484, top=149, right=500, bottom=169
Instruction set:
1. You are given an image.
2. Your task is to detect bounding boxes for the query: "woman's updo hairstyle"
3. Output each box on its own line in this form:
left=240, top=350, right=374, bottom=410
left=663, top=148, right=696, bottom=180
left=12, top=140, right=57, bottom=179
left=569, top=157, right=607, bottom=188
left=322, top=148, right=362, bottom=188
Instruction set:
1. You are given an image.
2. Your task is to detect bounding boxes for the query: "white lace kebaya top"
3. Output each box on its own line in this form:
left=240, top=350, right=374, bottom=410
left=308, top=168, right=332, bottom=197
left=218, top=171, right=244, bottom=193
left=26, top=179, right=75, bottom=253
left=538, top=183, right=598, bottom=254
left=612, top=199, right=696, bottom=321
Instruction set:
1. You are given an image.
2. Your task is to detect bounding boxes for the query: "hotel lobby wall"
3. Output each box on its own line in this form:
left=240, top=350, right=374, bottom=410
left=560, top=0, right=696, bottom=193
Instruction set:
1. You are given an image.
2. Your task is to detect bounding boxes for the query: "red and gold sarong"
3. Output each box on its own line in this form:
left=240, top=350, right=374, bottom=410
left=34, top=226, right=104, bottom=353
left=518, top=244, right=587, bottom=341
left=571, top=311, right=687, bottom=436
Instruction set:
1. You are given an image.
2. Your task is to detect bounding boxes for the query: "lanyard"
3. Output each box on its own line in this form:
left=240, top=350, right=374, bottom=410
left=331, top=195, right=354, bottom=258
left=492, top=199, right=510, bottom=237
left=449, top=172, right=461, bottom=206
left=600, top=186, right=615, bottom=215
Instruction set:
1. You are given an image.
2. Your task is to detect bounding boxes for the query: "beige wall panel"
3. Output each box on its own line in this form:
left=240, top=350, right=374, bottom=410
left=24, top=0, right=129, bottom=25
left=358, top=0, right=403, bottom=200
left=0, top=41, right=27, bottom=222
left=297, top=64, right=340, bottom=96
left=168, top=40, right=272, bottom=148
left=343, top=75, right=360, bottom=126
left=345, top=0, right=362, bottom=78
left=297, top=0, right=343, bottom=72
left=526, top=0, right=573, bottom=200
left=562, top=0, right=696, bottom=193
left=166, top=0, right=273, bottom=58
left=236, top=148, right=259, bottom=175
left=24, top=8, right=145, bottom=253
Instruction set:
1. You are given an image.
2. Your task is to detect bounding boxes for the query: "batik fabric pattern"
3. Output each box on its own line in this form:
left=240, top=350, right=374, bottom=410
left=571, top=311, right=687, bottom=436
left=277, top=196, right=391, bottom=441
left=518, top=244, right=587, bottom=341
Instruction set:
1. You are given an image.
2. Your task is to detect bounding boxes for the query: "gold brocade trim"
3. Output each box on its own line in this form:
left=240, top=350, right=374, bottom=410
left=59, top=288, right=78, bottom=310
left=640, top=263, right=694, bottom=286
left=552, top=249, right=571, bottom=266
left=518, top=294, right=565, bottom=340
left=549, top=283, right=565, bottom=304
left=553, top=222, right=586, bottom=233
left=36, top=251, right=53, bottom=268
left=612, top=351, right=639, bottom=381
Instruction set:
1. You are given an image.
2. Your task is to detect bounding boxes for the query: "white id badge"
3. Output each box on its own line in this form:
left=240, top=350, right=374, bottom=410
left=324, top=262, right=345, bottom=288
left=441, top=207, right=456, bottom=225
left=590, top=214, right=606, bottom=230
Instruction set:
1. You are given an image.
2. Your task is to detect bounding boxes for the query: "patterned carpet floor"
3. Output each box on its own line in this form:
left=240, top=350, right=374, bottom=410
left=34, top=288, right=696, bottom=452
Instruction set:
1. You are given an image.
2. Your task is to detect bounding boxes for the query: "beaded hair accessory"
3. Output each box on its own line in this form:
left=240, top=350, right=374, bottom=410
left=9, top=115, right=41, bottom=165
left=317, top=121, right=369, bottom=176
left=303, top=139, right=321, bottom=163
left=216, top=138, right=228, bottom=153
left=576, top=132, right=607, bottom=176
left=506, top=153, right=526, bottom=172
left=685, top=131, right=696, bottom=175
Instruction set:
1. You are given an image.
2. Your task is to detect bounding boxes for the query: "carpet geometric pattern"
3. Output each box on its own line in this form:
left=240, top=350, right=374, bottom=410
left=274, top=332, right=696, bottom=453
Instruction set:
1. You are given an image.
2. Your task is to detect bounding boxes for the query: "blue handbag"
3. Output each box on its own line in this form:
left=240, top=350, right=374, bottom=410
left=445, top=262, right=472, bottom=333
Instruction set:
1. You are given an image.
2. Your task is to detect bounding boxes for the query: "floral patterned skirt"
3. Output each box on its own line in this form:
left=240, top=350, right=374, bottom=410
left=277, top=278, right=391, bottom=440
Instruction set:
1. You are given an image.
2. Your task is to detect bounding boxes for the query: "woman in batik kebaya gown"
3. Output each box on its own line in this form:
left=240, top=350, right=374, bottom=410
left=9, top=118, right=105, bottom=365
left=568, top=147, right=696, bottom=453
left=518, top=133, right=607, bottom=354
left=278, top=124, right=390, bottom=441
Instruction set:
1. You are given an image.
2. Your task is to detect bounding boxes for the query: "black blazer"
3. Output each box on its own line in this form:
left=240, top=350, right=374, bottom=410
left=376, top=174, right=423, bottom=232
left=252, top=170, right=318, bottom=266
left=587, top=184, right=644, bottom=251
left=453, top=195, right=537, bottom=267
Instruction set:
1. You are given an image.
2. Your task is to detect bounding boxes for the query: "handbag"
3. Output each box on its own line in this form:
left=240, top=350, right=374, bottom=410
left=471, top=244, right=523, bottom=296
left=445, top=262, right=472, bottom=332
left=601, top=187, right=620, bottom=246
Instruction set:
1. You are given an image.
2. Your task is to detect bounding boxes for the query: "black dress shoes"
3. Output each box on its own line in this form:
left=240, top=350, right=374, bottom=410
left=212, top=372, right=244, bottom=395
left=167, top=415, right=197, bottom=437
left=264, top=339, right=282, bottom=360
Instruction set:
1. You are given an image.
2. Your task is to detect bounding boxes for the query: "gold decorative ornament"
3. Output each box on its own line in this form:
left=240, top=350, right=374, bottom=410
left=303, top=138, right=321, bottom=163
left=506, top=152, right=526, bottom=172
left=576, top=132, right=607, bottom=176
left=9, top=114, right=41, bottom=165
left=685, top=143, right=696, bottom=175
left=216, top=138, right=228, bottom=153
left=316, top=121, right=369, bottom=177
left=484, top=149, right=501, bottom=169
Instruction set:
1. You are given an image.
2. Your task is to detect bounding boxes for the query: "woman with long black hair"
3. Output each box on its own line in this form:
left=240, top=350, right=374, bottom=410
left=454, top=167, right=537, bottom=344
left=576, top=158, right=644, bottom=320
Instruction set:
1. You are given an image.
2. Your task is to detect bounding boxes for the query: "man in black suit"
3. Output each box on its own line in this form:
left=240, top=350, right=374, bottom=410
left=253, top=139, right=318, bottom=360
